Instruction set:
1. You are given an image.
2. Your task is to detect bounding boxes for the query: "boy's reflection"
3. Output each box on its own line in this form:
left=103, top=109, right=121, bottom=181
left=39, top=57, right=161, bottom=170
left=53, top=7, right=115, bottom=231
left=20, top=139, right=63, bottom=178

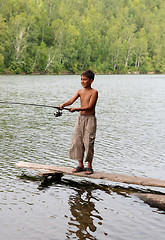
left=66, top=185, right=103, bottom=240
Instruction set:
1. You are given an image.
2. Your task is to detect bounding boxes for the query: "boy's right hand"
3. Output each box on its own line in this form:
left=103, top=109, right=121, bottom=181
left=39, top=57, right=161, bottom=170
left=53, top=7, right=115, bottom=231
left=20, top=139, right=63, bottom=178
left=59, top=104, right=64, bottom=109
left=69, top=107, right=77, bottom=112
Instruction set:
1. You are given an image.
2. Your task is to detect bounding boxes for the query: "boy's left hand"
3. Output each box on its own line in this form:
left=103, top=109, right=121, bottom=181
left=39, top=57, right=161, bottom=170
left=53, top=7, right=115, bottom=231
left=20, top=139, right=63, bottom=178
left=70, top=107, right=76, bottom=112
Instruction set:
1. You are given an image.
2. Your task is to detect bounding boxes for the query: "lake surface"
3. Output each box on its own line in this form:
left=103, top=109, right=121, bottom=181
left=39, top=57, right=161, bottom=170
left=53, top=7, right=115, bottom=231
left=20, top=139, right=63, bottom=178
left=0, top=74, right=165, bottom=240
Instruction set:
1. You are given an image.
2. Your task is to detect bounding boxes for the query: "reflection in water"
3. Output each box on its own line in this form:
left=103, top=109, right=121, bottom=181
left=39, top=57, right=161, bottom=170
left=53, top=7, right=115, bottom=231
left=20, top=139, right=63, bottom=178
left=28, top=174, right=165, bottom=239
left=67, top=186, right=103, bottom=239
left=37, top=176, right=109, bottom=239
left=16, top=173, right=165, bottom=240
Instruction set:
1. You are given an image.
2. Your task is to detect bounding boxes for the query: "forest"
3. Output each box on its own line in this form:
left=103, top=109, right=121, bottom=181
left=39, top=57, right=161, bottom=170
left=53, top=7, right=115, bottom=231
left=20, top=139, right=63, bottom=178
left=0, top=0, right=165, bottom=74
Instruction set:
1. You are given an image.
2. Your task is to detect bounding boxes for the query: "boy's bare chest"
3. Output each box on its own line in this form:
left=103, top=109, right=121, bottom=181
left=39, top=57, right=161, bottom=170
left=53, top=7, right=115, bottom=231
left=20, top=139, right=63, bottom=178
left=80, top=91, right=93, bottom=104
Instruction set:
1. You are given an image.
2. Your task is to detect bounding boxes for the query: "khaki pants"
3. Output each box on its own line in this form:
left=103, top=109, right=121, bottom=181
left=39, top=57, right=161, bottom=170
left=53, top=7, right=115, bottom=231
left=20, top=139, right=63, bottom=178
left=69, top=115, right=97, bottom=163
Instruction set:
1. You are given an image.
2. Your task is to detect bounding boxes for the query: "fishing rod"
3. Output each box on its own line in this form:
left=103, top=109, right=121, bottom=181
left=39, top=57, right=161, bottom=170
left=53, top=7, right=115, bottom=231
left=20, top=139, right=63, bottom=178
left=0, top=101, right=70, bottom=117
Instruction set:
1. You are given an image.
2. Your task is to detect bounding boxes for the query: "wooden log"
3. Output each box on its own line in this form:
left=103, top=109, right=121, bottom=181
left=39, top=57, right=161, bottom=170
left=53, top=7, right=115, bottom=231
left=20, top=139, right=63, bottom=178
left=16, top=161, right=165, bottom=188
left=135, top=193, right=165, bottom=211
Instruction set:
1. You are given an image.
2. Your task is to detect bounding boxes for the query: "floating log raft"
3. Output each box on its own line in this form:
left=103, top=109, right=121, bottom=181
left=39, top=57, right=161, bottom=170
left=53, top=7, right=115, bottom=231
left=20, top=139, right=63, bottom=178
left=16, top=161, right=165, bottom=188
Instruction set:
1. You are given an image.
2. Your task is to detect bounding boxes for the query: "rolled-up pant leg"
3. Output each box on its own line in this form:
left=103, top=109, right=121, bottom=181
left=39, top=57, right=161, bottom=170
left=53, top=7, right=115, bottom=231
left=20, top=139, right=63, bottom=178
left=69, top=115, right=97, bottom=163
left=83, top=116, right=97, bottom=163
left=69, top=116, right=84, bottom=161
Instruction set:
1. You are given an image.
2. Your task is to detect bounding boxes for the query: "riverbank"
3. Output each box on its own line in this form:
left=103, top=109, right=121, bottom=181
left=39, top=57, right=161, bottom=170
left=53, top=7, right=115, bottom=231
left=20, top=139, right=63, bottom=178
left=0, top=70, right=164, bottom=75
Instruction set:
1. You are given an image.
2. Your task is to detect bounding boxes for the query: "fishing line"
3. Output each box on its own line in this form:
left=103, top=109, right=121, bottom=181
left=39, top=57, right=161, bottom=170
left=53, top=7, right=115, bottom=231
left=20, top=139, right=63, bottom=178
left=0, top=101, right=70, bottom=117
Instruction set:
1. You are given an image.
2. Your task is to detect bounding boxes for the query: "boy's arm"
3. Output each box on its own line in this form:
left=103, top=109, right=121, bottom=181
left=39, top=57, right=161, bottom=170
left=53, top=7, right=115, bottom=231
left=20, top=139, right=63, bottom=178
left=70, top=90, right=98, bottom=112
left=59, top=90, right=80, bottom=109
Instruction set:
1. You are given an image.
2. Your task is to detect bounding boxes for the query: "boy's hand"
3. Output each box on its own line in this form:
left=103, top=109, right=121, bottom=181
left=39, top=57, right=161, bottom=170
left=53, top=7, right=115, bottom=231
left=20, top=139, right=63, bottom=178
left=69, top=107, right=76, bottom=112
left=59, top=104, right=64, bottom=110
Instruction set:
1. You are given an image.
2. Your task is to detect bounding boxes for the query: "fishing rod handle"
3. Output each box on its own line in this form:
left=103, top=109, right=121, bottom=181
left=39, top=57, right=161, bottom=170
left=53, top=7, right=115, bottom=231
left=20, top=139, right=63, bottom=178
left=58, top=106, right=71, bottom=111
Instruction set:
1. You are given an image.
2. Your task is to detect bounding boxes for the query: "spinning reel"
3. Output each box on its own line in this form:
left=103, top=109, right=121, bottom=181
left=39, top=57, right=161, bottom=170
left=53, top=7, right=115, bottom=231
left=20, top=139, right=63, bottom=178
left=54, top=109, right=63, bottom=117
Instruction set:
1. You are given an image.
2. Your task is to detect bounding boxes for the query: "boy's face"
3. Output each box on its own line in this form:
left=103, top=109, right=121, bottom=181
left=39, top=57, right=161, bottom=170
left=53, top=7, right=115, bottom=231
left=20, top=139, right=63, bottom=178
left=81, top=75, right=93, bottom=88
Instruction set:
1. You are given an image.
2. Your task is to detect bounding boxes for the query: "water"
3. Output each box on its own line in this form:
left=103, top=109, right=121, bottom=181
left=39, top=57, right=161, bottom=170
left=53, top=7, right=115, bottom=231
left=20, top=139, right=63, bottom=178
left=0, top=74, right=165, bottom=240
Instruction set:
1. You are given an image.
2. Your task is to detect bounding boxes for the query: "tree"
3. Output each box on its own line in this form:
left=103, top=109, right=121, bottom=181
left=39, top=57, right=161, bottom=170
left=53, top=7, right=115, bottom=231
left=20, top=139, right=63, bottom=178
left=0, top=0, right=165, bottom=74
left=0, top=14, right=8, bottom=71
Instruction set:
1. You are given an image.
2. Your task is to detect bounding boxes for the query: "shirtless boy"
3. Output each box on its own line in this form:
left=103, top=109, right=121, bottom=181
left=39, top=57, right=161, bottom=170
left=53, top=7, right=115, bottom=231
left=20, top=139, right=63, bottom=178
left=59, top=70, right=98, bottom=175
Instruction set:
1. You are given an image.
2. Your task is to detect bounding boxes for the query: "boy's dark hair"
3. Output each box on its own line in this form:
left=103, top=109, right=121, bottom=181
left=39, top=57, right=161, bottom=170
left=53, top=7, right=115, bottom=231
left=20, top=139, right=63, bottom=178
left=81, top=70, right=95, bottom=80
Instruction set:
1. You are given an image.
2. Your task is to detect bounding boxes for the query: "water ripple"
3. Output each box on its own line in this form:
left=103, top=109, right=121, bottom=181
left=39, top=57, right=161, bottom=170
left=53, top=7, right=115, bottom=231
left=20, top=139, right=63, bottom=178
left=0, top=75, right=165, bottom=239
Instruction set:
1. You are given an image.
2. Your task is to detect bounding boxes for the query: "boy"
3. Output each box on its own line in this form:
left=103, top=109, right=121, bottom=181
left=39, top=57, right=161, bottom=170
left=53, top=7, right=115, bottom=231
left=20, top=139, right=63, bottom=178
left=59, top=70, right=98, bottom=175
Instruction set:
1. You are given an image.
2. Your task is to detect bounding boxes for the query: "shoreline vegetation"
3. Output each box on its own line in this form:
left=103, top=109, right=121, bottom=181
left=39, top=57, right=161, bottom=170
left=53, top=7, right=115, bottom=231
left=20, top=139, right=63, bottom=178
left=0, top=71, right=164, bottom=75
left=0, top=0, right=165, bottom=75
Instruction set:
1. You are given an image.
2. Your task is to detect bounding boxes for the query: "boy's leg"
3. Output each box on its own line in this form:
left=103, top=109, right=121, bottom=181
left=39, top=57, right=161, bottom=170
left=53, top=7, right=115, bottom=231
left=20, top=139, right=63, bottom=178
left=85, top=162, right=93, bottom=174
left=69, top=116, right=85, bottom=172
left=84, top=116, right=97, bottom=174
left=72, top=160, right=85, bottom=173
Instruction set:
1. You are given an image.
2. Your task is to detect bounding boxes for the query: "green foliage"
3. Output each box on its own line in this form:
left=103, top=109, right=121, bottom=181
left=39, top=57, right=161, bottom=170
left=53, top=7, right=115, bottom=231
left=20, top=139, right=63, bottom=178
left=0, top=0, right=165, bottom=74
left=0, top=54, right=4, bottom=72
left=9, top=61, right=22, bottom=74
